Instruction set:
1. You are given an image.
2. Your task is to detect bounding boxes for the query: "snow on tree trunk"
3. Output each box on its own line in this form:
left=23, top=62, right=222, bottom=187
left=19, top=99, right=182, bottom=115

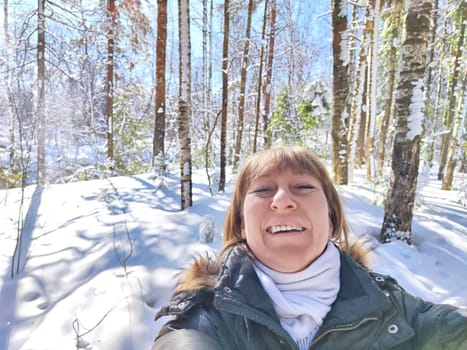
left=178, top=0, right=192, bottom=209
left=381, top=0, right=432, bottom=243
left=331, top=0, right=350, bottom=185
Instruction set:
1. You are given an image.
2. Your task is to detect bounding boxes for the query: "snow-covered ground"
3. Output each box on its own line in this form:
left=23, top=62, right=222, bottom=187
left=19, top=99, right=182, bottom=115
left=0, top=168, right=466, bottom=349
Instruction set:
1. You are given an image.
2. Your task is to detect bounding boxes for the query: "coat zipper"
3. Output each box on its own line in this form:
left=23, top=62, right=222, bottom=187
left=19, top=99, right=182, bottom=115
left=308, top=316, right=379, bottom=349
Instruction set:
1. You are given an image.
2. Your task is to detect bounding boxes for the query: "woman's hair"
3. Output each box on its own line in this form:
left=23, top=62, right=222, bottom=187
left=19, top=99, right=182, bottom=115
left=220, top=146, right=349, bottom=255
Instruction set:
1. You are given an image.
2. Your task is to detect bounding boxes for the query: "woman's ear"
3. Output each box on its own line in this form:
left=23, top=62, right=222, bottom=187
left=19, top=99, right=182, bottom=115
left=241, top=222, right=246, bottom=239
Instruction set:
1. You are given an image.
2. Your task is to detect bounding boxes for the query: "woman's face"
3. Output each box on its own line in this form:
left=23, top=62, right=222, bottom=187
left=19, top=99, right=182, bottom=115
left=241, top=168, right=332, bottom=273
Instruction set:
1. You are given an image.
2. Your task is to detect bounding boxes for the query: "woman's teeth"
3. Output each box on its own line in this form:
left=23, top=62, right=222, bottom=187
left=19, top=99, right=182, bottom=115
left=270, top=225, right=304, bottom=234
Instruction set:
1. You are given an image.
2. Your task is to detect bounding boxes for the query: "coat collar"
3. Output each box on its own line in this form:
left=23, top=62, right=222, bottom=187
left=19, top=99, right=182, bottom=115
left=173, top=238, right=374, bottom=295
left=159, top=239, right=387, bottom=326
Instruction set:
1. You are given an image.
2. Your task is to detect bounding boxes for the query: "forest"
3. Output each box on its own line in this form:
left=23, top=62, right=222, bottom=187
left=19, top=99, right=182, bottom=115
left=0, top=0, right=466, bottom=243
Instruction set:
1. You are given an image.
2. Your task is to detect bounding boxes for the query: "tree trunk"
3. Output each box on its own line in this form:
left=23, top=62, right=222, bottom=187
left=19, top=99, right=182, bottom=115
left=381, top=0, right=432, bottom=243
left=153, top=0, right=167, bottom=164
left=438, top=2, right=465, bottom=181
left=442, top=76, right=465, bottom=190
left=377, top=0, right=403, bottom=174
left=331, top=0, right=350, bottom=185
left=349, top=1, right=371, bottom=172
left=219, top=0, right=230, bottom=192
left=178, top=0, right=193, bottom=209
left=37, top=0, right=46, bottom=185
left=262, top=0, right=276, bottom=148
left=355, top=68, right=368, bottom=169
left=253, top=0, right=268, bottom=153
left=365, top=0, right=379, bottom=181
left=4, top=0, right=17, bottom=176
left=441, top=2, right=466, bottom=190
left=106, top=0, right=116, bottom=169
left=233, top=0, right=254, bottom=169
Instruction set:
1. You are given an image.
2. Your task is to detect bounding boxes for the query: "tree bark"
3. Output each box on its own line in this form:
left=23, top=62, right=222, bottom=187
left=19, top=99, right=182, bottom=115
left=153, top=0, right=167, bottom=164
left=262, top=0, right=276, bottom=148
left=377, top=0, right=403, bottom=174
left=233, top=0, right=254, bottom=169
left=441, top=2, right=466, bottom=190
left=438, top=2, right=465, bottom=181
left=178, top=0, right=192, bottom=209
left=106, top=0, right=116, bottom=169
left=381, top=0, right=432, bottom=243
left=441, top=2, right=467, bottom=190
left=331, top=0, right=350, bottom=185
left=253, top=0, right=268, bottom=153
left=37, top=0, right=46, bottom=184
left=219, top=0, right=230, bottom=192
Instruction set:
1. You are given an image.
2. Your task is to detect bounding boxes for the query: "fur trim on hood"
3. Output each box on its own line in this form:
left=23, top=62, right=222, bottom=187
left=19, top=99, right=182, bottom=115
left=175, top=237, right=373, bottom=295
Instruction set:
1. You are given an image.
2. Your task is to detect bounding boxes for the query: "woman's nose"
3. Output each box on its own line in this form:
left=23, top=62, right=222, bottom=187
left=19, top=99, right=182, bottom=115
left=271, top=187, right=297, bottom=210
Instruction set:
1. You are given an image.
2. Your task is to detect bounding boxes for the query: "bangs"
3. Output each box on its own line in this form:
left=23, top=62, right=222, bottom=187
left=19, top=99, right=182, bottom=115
left=243, top=147, right=322, bottom=184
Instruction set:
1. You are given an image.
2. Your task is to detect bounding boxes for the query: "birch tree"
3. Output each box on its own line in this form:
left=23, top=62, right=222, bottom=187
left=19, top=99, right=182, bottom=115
left=178, top=0, right=193, bottom=209
left=381, top=0, right=432, bottom=243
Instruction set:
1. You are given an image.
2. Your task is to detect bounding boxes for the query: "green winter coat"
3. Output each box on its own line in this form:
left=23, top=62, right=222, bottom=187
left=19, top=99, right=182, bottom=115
left=152, top=244, right=467, bottom=350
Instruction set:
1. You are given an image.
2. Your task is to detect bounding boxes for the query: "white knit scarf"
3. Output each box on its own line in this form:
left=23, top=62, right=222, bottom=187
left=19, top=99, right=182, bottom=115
left=252, top=241, right=340, bottom=350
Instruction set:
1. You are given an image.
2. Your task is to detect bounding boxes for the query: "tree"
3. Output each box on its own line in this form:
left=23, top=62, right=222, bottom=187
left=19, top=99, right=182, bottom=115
left=233, top=0, right=254, bottom=169
left=442, top=1, right=466, bottom=190
left=262, top=0, right=276, bottom=148
left=377, top=0, right=403, bottom=174
left=441, top=1, right=466, bottom=189
left=348, top=1, right=373, bottom=172
left=364, top=0, right=381, bottom=180
left=178, top=0, right=193, bottom=209
left=253, top=0, right=268, bottom=153
left=219, top=0, right=230, bottom=193
left=37, top=0, right=46, bottom=184
left=153, top=0, right=167, bottom=165
left=331, top=0, right=350, bottom=185
left=105, top=0, right=117, bottom=170
left=381, top=0, right=432, bottom=243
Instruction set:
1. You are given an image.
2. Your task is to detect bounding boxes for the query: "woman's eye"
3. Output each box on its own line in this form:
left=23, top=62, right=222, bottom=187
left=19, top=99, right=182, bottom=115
left=253, top=187, right=272, bottom=193
left=296, top=184, right=314, bottom=190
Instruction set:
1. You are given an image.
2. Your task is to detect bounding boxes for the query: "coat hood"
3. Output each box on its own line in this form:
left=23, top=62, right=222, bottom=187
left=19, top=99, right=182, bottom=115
left=175, top=237, right=373, bottom=294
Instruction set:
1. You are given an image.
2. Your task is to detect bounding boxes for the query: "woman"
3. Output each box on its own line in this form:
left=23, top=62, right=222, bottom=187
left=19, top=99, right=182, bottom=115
left=152, top=146, right=467, bottom=350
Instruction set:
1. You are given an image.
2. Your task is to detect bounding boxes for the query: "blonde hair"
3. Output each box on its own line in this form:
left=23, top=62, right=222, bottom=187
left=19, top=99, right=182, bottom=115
left=220, top=146, right=349, bottom=255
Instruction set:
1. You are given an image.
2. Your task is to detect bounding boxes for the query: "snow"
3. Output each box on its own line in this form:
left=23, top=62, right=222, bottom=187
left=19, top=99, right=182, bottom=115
left=0, top=167, right=466, bottom=349
left=407, top=79, right=424, bottom=140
